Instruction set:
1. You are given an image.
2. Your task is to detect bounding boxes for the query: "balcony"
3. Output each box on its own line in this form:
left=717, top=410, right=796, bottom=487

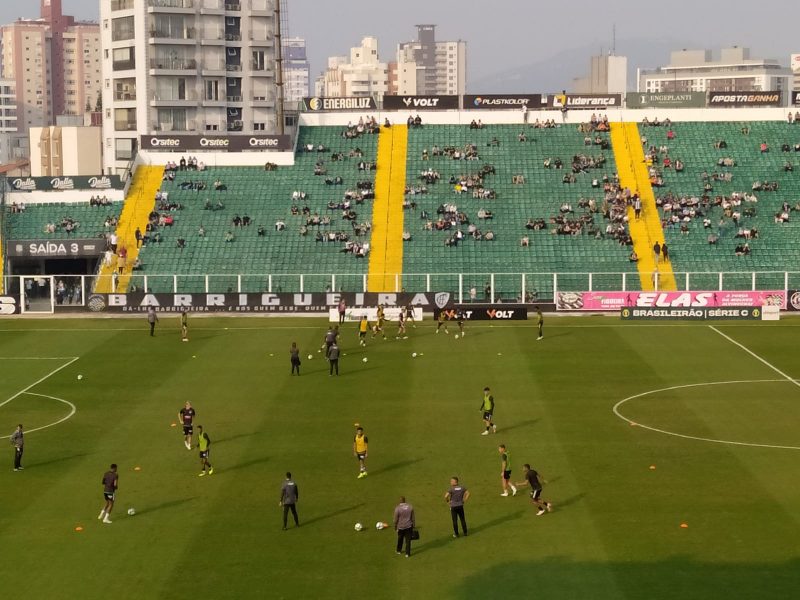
left=202, top=61, right=226, bottom=75
left=251, top=94, right=274, bottom=107
left=148, top=0, right=194, bottom=8
left=201, top=31, right=225, bottom=44
left=149, top=58, right=198, bottom=71
left=111, top=0, right=135, bottom=10
left=152, top=120, right=197, bottom=132
left=151, top=91, right=200, bottom=106
left=225, top=32, right=242, bottom=42
left=114, top=90, right=137, bottom=101
left=112, top=59, right=136, bottom=71
left=225, top=63, right=242, bottom=72
left=225, top=2, right=241, bottom=11
left=114, top=120, right=137, bottom=132
left=226, top=95, right=243, bottom=102
left=149, top=28, right=196, bottom=43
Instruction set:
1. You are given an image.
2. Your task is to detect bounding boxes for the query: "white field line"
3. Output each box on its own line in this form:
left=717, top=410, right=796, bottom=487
left=0, top=392, right=77, bottom=437
left=709, top=325, right=800, bottom=389
left=613, top=379, right=800, bottom=450
left=0, top=356, right=79, bottom=410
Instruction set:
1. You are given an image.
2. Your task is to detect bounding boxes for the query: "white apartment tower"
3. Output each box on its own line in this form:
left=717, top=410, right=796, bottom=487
left=316, top=36, right=388, bottom=98
left=101, top=0, right=280, bottom=174
left=396, top=25, right=466, bottom=96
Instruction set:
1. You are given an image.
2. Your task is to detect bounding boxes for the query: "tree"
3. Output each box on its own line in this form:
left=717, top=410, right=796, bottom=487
left=94, top=91, right=102, bottom=112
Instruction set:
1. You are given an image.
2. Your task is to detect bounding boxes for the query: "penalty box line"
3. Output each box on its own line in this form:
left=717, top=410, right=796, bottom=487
left=708, top=326, right=800, bottom=390
left=0, top=356, right=80, bottom=410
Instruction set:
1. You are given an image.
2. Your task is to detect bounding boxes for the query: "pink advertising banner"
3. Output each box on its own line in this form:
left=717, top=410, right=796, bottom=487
left=556, top=291, right=787, bottom=311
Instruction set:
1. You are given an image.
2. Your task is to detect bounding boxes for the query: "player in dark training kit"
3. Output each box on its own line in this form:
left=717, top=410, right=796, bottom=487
left=179, top=401, right=196, bottom=450
left=456, top=308, right=466, bottom=337
left=181, top=310, right=189, bottom=342
left=98, top=463, right=118, bottom=524
left=517, top=463, right=553, bottom=515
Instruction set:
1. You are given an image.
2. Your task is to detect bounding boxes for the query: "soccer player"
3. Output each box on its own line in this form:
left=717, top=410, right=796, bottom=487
left=479, top=387, right=497, bottom=435
left=328, top=342, right=340, bottom=376
left=10, top=424, right=23, bottom=471
left=98, top=463, right=118, bottom=524
left=353, top=426, right=368, bottom=478
left=374, top=305, right=387, bottom=339
left=337, top=298, right=347, bottom=324
left=280, top=472, right=300, bottom=530
left=536, top=306, right=544, bottom=340
left=290, top=342, right=301, bottom=375
left=393, top=496, right=416, bottom=557
left=197, top=425, right=213, bottom=476
left=445, top=476, right=470, bottom=537
left=323, top=326, right=339, bottom=358
left=396, top=310, right=406, bottom=338
left=405, top=303, right=416, bottom=328
left=181, top=310, right=189, bottom=342
left=516, top=463, right=553, bottom=516
left=358, top=315, right=369, bottom=346
left=456, top=308, right=466, bottom=337
left=178, top=401, right=195, bottom=450
left=436, top=309, right=449, bottom=334
left=498, top=444, right=517, bottom=497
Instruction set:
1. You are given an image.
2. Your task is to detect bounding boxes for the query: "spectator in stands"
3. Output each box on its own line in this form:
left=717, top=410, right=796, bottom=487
left=734, top=243, right=750, bottom=256
left=402, top=231, right=412, bottom=241
left=708, top=233, right=718, bottom=245
left=275, top=219, right=286, bottom=231
left=176, top=238, right=186, bottom=251
left=110, top=232, right=118, bottom=253
left=135, top=228, right=143, bottom=248
left=520, top=235, right=530, bottom=247
left=759, top=141, right=769, bottom=153
left=117, top=247, right=127, bottom=274
left=224, top=231, right=234, bottom=243
left=661, top=243, right=669, bottom=261
left=629, top=250, right=638, bottom=263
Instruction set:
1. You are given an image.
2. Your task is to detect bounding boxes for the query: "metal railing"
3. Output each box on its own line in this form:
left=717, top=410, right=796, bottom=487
left=14, top=271, right=793, bottom=301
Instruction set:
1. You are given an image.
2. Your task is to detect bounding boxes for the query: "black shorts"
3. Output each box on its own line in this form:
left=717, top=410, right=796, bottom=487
left=104, top=492, right=115, bottom=502
left=359, top=331, right=366, bottom=338
left=199, top=450, right=210, bottom=460
left=183, top=425, right=193, bottom=436
left=483, top=412, right=493, bottom=421
left=356, top=452, right=366, bottom=461
left=530, top=487, right=542, bottom=500
left=503, top=470, right=512, bottom=480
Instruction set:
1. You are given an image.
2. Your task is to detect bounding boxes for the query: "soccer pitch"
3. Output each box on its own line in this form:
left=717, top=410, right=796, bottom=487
left=1, top=316, right=800, bottom=599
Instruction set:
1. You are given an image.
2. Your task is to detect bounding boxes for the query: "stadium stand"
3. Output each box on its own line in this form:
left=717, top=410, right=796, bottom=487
left=400, top=121, right=635, bottom=299
left=638, top=121, right=800, bottom=290
left=5, top=199, right=123, bottom=241
left=128, top=125, right=379, bottom=293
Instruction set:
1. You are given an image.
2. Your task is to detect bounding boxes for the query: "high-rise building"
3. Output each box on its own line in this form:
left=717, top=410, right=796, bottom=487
left=283, top=37, right=309, bottom=104
left=395, top=25, right=466, bottom=96
left=638, top=47, right=790, bottom=93
left=0, top=0, right=101, bottom=132
left=101, top=0, right=280, bottom=174
left=0, top=79, right=17, bottom=133
left=573, top=54, right=628, bottom=94
left=315, top=36, right=388, bottom=98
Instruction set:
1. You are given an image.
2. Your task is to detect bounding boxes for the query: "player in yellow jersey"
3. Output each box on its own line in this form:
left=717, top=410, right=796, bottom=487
left=372, top=306, right=386, bottom=339
left=358, top=315, right=369, bottom=346
left=353, top=425, right=369, bottom=478
left=436, top=309, right=449, bottom=334
left=180, top=310, right=189, bottom=342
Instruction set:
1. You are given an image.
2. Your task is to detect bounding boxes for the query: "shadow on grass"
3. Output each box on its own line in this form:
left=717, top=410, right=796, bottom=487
left=137, top=496, right=197, bottom=516
left=468, top=509, right=526, bottom=535
left=500, top=419, right=538, bottom=434
left=33, top=453, right=89, bottom=468
left=214, top=431, right=264, bottom=445
left=369, top=458, right=424, bottom=478
left=224, top=455, right=271, bottom=472
left=302, top=502, right=366, bottom=527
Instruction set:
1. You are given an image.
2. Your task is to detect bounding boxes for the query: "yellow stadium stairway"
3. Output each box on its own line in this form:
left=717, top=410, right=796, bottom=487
left=95, top=165, right=164, bottom=293
left=0, top=232, right=4, bottom=294
left=610, top=123, right=676, bottom=291
left=367, top=125, right=408, bottom=292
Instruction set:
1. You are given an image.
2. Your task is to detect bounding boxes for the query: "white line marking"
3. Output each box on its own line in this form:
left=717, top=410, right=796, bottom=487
left=0, top=356, right=79, bottom=409
left=0, top=392, right=77, bottom=438
left=0, top=357, right=79, bottom=360
left=613, top=379, right=800, bottom=450
left=709, top=325, right=800, bottom=389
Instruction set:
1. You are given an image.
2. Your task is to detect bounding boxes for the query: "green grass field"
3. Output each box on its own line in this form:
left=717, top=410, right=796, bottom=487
left=2, top=316, right=800, bottom=599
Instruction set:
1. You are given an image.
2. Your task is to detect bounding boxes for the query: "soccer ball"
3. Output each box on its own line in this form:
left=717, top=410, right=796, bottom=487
left=411, top=352, right=417, bottom=358
left=376, top=522, right=386, bottom=530
left=454, top=335, right=459, bottom=339
left=362, top=357, right=368, bottom=363
left=354, top=522, right=364, bottom=531
left=127, top=508, right=136, bottom=516
left=307, top=354, right=313, bottom=360
left=77, top=375, right=83, bottom=380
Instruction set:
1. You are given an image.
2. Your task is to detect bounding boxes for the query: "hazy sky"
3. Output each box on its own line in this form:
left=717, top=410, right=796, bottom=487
left=3, top=0, right=796, bottom=86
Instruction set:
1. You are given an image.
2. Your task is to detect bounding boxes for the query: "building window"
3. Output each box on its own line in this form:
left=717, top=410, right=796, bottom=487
left=254, top=122, right=265, bottom=130
left=111, top=16, right=135, bottom=42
